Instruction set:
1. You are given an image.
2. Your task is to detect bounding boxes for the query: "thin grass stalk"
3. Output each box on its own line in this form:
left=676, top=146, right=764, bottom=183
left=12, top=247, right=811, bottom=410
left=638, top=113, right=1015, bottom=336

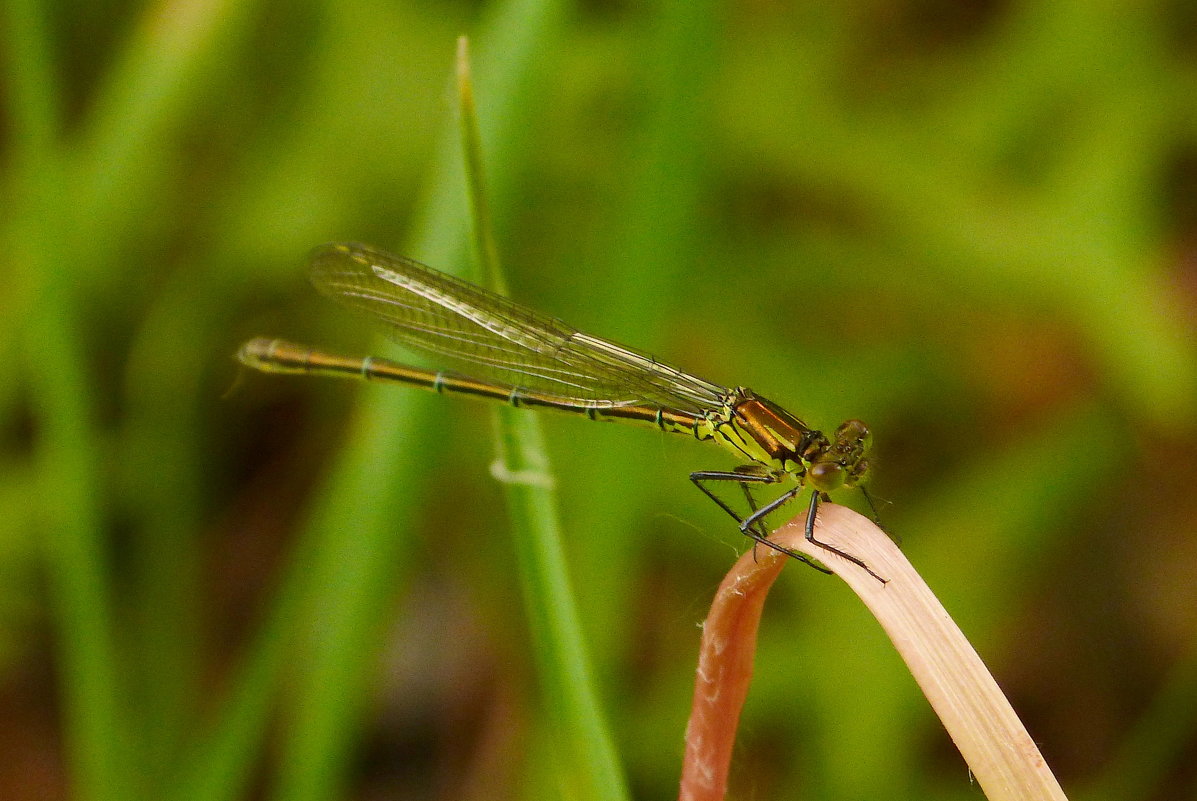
left=457, top=36, right=631, bottom=801
left=1, top=1, right=127, bottom=797
left=263, top=2, right=572, bottom=800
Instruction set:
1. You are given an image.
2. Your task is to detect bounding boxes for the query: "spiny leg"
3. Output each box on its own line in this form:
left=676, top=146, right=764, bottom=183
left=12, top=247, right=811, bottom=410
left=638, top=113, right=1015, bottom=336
left=739, top=482, right=760, bottom=528
left=860, top=485, right=900, bottom=546
left=740, top=484, right=831, bottom=573
left=738, top=478, right=798, bottom=563
left=737, top=480, right=767, bottom=561
left=690, top=469, right=777, bottom=535
left=801, top=492, right=888, bottom=583
left=690, top=470, right=829, bottom=573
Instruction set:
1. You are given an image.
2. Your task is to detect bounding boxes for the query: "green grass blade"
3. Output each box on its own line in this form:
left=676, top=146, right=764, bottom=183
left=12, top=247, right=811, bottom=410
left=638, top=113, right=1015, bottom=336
left=2, top=1, right=128, bottom=798
left=69, top=0, right=259, bottom=279
left=457, top=37, right=630, bottom=801
left=263, top=4, right=573, bottom=801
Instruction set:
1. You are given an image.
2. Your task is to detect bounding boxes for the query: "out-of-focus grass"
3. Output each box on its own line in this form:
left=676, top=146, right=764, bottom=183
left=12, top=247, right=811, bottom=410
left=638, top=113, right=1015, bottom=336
left=2, top=1, right=1197, bottom=800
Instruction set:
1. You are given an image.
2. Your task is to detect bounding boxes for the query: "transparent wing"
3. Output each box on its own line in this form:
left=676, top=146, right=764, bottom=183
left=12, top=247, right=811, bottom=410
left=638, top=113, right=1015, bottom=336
left=308, top=242, right=729, bottom=413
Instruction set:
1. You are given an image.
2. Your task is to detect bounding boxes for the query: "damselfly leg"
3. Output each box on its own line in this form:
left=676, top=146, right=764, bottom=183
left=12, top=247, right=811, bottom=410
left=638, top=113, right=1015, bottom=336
left=690, top=469, right=828, bottom=573
left=690, top=469, right=885, bottom=581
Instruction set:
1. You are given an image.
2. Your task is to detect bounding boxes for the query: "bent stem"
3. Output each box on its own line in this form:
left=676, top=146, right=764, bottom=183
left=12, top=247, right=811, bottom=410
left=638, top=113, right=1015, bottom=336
left=679, top=503, right=1067, bottom=801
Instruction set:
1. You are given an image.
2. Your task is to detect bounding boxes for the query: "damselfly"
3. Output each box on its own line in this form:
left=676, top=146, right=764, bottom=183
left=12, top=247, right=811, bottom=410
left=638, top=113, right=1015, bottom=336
left=239, top=243, right=881, bottom=579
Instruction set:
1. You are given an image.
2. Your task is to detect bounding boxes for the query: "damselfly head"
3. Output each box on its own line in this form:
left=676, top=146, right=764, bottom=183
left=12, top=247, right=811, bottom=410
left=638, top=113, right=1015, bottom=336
left=807, top=419, right=872, bottom=492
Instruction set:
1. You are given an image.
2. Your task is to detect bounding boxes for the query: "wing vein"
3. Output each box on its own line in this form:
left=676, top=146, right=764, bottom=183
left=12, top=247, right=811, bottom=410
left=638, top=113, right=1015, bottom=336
left=307, top=242, right=729, bottom=413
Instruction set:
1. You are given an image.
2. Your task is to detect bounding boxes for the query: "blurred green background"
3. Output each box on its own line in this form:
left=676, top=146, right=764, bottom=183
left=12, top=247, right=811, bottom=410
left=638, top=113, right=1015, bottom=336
left=4, top=0, right=1197, bottom=799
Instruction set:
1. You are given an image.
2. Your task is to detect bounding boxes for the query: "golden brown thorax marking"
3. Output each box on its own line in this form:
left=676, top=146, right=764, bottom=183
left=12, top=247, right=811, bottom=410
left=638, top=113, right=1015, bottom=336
left=702, top=389, right=812, bottom=477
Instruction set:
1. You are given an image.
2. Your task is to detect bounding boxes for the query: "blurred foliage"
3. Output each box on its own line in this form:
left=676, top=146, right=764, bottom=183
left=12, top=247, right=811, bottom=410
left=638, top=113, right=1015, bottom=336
left=2, top=0, right=1197, bottom=800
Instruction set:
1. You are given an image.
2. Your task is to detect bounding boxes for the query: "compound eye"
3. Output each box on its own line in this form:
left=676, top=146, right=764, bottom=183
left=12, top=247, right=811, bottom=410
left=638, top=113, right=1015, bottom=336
left=835, top=419, right=872, bottom=448
left=809, top=461, right=846, bottom=492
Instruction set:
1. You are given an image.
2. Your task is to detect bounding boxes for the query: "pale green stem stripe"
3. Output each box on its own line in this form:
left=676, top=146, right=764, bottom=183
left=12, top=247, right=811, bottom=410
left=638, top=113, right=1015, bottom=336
left=458, top=38, right=631, bottom=801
